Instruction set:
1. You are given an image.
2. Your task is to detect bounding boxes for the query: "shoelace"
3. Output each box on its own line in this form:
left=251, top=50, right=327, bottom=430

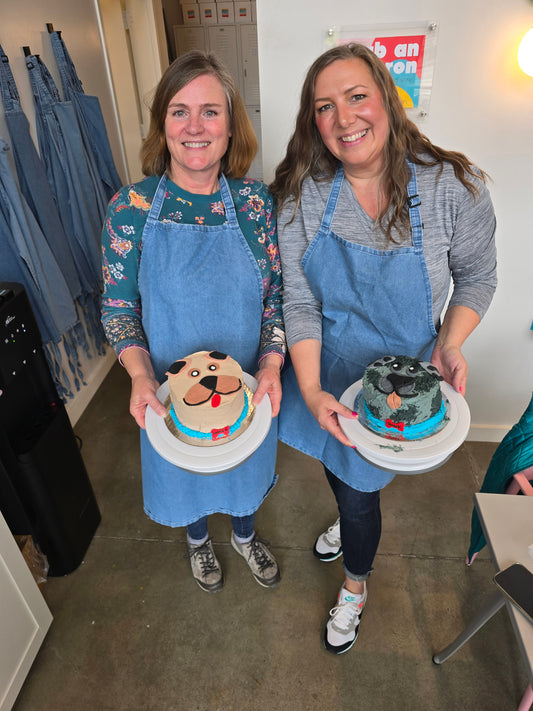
left=190, top=543, right=218, bottom=575
left=329, top=600, right=364, bottom=631
left=248, top=538, right=273, bottom=573
left=324, top=520, right=341, bottom=545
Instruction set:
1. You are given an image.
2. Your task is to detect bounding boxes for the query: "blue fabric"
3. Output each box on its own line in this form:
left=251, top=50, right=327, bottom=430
left=24, top=53, right=104, bottom=291
left=50, top=31, right=122, bottom=203
left=138, top=174, right=278, bottom=527
left=0, top=45, right=81, bottom=302
left=278, top=161, right=437, bottom=492
left=0, top=45, right=89, bottom=392
left=467, top=392, right=533, bottom=562
left=0, top=139, right=81, bottom=396
left=24, top=52, right=106, bottom=355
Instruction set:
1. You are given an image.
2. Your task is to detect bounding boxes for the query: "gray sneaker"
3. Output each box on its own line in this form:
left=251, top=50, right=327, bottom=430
left=231, top=532, right=281, bottom=588
left=187, top=538, right=224, bottom=593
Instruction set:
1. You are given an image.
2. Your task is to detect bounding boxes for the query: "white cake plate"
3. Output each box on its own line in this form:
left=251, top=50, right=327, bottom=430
left=338, top=380, right=471, bottom=474
left=145, top=373, right=272, bottom=475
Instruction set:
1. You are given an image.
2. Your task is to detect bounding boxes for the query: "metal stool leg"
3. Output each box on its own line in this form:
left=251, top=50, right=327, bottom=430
left=432, top=589, right=505, bottom=664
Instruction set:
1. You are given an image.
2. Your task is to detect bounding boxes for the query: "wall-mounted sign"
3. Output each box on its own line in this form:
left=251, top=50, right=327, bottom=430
left=326, top=22, right=439, bottom=120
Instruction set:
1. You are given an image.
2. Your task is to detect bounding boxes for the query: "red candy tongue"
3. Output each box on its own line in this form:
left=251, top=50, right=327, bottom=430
left=211, top=394, right=221, bottom=408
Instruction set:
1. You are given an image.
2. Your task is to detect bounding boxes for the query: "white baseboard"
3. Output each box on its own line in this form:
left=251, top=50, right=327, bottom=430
left=466, top=425, right=510, bottom=443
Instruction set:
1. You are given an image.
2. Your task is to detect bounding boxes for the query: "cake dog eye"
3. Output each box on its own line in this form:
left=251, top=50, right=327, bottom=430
left=189, top=369, right=200, bottom=378
left=391, top=362, right=401, bottom=370
left=208, top=364, right=218, bottom=372
left=408, top=364, right=419, bottom=374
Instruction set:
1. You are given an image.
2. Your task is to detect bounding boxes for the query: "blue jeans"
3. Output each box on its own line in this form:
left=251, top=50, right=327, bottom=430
left=324, top=468, right=381, bottom=582
left=187, top=513, right=255, bottom=541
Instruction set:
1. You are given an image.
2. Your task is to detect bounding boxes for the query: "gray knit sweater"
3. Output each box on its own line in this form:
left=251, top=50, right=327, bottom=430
left=277, top=160, right=497, bottom=349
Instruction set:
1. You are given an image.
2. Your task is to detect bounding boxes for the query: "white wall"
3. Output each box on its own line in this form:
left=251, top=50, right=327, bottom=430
left=257, top=0, right=533, bottom=441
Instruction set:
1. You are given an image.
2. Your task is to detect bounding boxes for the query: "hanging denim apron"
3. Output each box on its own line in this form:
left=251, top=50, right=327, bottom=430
left=0, top=139, right=80, bottom=396
left=24, top=52, right=106, bottom=356
left=138, top=174, right=278, bottom=527
left=0, top=44, right=81, bottom=302
left=279, top=162, right=437, bottom=492
left=24, top=53, right=103, bottom=289
left=50, top=30, right=122, bottom=203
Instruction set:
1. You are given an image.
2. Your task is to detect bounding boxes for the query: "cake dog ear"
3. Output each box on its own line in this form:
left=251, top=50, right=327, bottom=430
left=166, top=359, right=187, bottom=376
left=208, top=351, right=228, bottom=360
left=419, top=361, right=443, bottom=381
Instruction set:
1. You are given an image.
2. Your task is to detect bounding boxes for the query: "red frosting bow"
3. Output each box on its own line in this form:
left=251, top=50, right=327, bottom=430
left=211, top=426, right=230, bottom=440
left=385, top=419, right=405, bottom=432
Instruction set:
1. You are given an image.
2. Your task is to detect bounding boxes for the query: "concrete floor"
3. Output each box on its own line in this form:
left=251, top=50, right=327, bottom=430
left=12, top=363, right=529, bottom=711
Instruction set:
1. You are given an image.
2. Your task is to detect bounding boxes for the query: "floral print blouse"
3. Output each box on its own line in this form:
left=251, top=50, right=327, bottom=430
left=101, top=175, right=286, bottom=365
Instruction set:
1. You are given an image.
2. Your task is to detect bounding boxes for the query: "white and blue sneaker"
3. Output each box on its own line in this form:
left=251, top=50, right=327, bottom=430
left=313, top=518, right=342, bottom=562
left=324, top=583, right=367, bottom=654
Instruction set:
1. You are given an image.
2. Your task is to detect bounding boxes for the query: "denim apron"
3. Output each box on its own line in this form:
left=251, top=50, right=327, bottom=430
left=50, top=31, right=122, bottom=203
left=24, top=53, right=104, bottom=289
left=0, top=139, right=80, bottom=396
left=279, top=162, right=437, bottom=492
left=24, top=52, right=106, bottom=356
left=138, top=174, right=278, bottom=527
left=0, top=44, right=81, bottom=302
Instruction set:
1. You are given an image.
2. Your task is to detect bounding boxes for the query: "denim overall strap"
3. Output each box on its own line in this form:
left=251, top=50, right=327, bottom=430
left=0, top=44, right=19, bottom=110
left=279, top=161, right=437, bottom=492
left=319, top=164, right=344, bottom=233
left=49, top=31, right=84, bottom=98
left=138, top=175, right=277, bottom=526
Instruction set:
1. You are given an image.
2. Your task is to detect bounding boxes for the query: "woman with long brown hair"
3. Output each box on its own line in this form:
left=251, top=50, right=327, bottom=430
left=271, top=43, right=496, bottom=654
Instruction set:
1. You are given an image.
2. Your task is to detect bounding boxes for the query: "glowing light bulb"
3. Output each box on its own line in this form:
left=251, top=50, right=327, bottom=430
left=518, top=28, right=533, bottom=76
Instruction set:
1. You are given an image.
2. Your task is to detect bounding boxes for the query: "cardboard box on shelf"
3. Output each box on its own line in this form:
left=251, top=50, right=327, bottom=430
left=181, top=3, right=201, bottom=25
left=234, top=1, right=252, bottom=23
left=199, top=2, right=218, bottom=24
left=217, top=3, right=235, bottom=23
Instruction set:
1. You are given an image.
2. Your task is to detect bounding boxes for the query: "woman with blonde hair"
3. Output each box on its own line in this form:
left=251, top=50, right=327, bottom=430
left=101, top=51, right=285, bottom=594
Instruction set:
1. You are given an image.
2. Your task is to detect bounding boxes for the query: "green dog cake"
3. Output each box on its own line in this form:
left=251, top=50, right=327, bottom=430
left=359, top=355, right=446, bottom=441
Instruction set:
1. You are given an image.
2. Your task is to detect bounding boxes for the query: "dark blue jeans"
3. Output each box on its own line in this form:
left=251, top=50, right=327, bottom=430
left=187, top=513, right=255, bottom=541
left=324, top=468, right=382, bottom=582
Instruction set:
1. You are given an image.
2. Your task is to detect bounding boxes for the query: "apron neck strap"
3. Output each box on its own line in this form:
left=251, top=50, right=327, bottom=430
left=319, top=164, right=344, bottom=233
left=148, top=172, right=239, bottom=226
left=406, top=160, right=423, bottom=246
left=319, top=161, right=423, bottom=246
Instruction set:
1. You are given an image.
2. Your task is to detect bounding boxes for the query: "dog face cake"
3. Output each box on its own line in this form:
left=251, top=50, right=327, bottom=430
left=359, top=355, right=446, bottom=440
left=164, top=350, right=254, bottom=447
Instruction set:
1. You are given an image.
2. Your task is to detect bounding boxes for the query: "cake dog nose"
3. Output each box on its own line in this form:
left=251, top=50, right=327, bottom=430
left=200, top=375, right=218, bottom=391
left=387, top=373, right=415, bottom=394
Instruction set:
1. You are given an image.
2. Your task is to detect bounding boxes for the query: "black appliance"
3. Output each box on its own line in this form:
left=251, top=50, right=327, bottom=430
left=0, top=282, right=101, bottom=575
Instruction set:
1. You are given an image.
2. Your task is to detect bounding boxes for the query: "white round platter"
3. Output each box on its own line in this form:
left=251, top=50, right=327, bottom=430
left=338, top=380, right=471, bottom=474
left=145, top=373, right=272, bottom=474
